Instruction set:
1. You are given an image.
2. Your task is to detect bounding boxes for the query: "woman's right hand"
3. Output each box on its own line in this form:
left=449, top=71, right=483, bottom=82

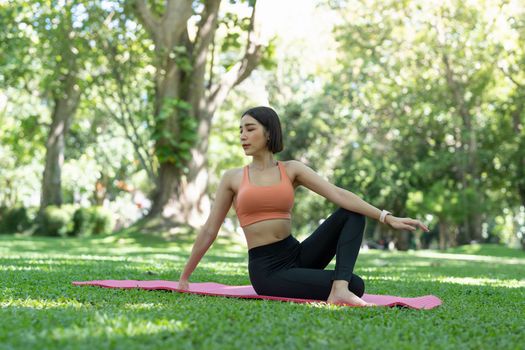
left=178, top=278, right=190, bottom=291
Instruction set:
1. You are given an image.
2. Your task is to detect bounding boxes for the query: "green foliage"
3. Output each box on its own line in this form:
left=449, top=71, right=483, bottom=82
left=244, top=0, right=525, bottom=249
left=72, top=206, right=115, bottom=237
left=153, top=98, right=197, bottom=171
left=172, top=45, right=192, bottom=73
left=35, top=205, right=77, bottom=237
left=220, top=12, right=252, bottom=54
left=0, top=206, right=32, bottom=234
left=216, top=5, right=271, bottom=71
left=34, top=204, right=115, bottom=238
left=315, top=0, right=525, bottom=246
left=259, top=37, right=278, bottom=70
left=2, top=0, right=525, bottom=250
left=0, top=2, right=33, bottom=87
left=1, top=114, right=47, bottom=164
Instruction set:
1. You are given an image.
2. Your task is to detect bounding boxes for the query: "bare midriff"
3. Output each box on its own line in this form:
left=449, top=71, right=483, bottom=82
left=242, top=218, right=292, bottom=250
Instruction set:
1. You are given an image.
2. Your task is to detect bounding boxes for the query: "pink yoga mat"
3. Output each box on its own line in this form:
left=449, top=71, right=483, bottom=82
left=73, top=280, right=442, bottom=309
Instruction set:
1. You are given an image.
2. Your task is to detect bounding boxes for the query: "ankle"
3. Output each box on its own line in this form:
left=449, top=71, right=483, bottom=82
left=331, top=279, right=349, bottom=291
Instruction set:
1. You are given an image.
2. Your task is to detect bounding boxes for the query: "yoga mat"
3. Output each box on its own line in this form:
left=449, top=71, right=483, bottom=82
left=73, top=280, right=442, bottom=309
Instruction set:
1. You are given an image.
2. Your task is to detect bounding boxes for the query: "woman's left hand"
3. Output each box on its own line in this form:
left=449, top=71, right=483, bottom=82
left=385, top=215, right=429, bottom=232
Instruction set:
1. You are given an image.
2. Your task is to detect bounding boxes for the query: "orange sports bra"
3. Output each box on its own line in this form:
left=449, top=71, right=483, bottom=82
left=234, top=161, right=295, bottom=228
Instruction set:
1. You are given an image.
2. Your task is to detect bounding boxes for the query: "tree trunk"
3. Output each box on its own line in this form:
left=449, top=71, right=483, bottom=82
left=148, top=161, right=180, bottom=217
left=438, top=220, right=448, bottom=250
left=395, top=230, right=410, bottom=251
left=133, top=0, right=263, bottom=228
left=168, top=112, right=213, bottom=227
left=442, top=53, right=483, bottom=244
left=145, top=54, right=183, bottom=217
left=39, top=75, right=80, bottom=212
left=467, top=117, right=483, bottom=242
left=511, top=98, right=525, bottom=250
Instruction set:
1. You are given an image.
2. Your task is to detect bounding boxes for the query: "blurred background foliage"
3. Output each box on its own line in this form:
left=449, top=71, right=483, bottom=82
left=0, top=0, right=524, bottom=251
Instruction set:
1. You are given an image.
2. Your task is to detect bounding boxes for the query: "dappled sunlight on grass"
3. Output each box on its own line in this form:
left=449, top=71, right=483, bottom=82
left=302, top=301, right=332, bottom=309
left=46, top=316, right=191, bottom=341
left=444, top=243, right=525, bottom=258
left=430, top=276, right=525, bottom=288
left=4, top=253, right=170, bottom=264
left=1, top=298, right=84, bottom=310
left=1, top=232, right=246, bottom=263
left=122, top=302, right=168, bottom=310
left=410, top=250, right=525, bottom=265
left=365, top=275, right=403, bottom=282
left=0, top=265, right=42, bottom=272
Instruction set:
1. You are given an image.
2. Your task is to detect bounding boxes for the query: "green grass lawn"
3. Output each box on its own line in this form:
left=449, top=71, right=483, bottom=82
left=1, top=230, right=524, bottom=350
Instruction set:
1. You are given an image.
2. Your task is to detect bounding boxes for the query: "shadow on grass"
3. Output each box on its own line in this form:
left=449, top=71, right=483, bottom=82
left=0, top=229, right=243, bottom=258
left=443, top=243, right=525, bottom=258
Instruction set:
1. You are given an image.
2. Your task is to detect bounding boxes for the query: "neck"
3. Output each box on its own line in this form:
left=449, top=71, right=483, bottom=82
left=250, top=153, right=277, bottom=170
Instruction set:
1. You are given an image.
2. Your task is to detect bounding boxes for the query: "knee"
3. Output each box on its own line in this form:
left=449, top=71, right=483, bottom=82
left=349, top=275, right=365, bottom=297
left=337, top=208, right=366, bottom=227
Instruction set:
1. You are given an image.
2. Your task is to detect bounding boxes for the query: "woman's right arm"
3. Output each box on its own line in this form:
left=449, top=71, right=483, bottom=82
left=178, top=169, right=235, bottom=289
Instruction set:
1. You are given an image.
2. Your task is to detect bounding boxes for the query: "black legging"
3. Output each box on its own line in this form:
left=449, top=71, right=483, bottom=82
left=248, top=207, right=366, bottom=301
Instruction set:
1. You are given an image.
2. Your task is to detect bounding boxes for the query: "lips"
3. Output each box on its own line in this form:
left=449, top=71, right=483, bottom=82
left=242, top=144, right=251, bottom=148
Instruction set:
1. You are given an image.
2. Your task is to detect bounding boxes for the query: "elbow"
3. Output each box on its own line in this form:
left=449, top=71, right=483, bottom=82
left=200, top=227, right=218, bottom=242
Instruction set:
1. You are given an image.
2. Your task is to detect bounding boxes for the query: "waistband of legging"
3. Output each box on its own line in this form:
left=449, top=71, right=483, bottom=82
left=248, top=235, right=298, bottom=259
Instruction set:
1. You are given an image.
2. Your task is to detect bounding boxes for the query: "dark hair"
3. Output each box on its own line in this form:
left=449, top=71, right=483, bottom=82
left=241, top=106, right=283, bottom=154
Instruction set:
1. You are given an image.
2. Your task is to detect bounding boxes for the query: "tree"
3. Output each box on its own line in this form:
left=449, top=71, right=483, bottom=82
left=323, top=0, right=519, bottom=249
left=4, top=1, right=105, bottom=214
left=128, top=0, right=268, bottom=227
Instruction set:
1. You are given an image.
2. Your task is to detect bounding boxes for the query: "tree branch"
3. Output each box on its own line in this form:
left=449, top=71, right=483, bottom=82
left=207, top=39, right=216, bottom=89
left=161, top=0, right=193, bottom=47
left=442, top=53, right=468, bottom=119
left=97, top=33, right=158, bottom=182
left=207, top=0, right=263, bottom=113
left=189, top=0, right=221, bottom=109
left=193, top=0, right=221, bottom=65
left=99, top=96, right=157, bottom=184
left=499, top=65, right=524, bottom=89
left=130, top=0, right=161, bottom=37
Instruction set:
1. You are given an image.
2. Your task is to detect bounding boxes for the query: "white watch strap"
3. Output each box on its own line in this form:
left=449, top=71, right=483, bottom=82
left=380, top=210, right=391, bottom=223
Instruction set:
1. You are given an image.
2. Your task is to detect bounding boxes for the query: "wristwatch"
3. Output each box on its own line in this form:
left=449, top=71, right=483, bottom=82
left=379, top=210, right=392, bottom=224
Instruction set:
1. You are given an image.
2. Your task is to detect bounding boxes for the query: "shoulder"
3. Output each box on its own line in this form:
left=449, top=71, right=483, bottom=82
left=223, top=167, right=241, bottom=177
left=281, top=160, right=341, bottom=201
left=281, top=159, right=308, bottom=172
left=221, top=167, right=243, bottom=180
left=280, top=160, right=310, bottom=187
left=220, top=167, right=244, bottom=190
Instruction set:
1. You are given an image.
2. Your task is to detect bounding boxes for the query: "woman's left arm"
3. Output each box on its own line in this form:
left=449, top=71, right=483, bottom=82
left=292, top=160, right=429, bottom=232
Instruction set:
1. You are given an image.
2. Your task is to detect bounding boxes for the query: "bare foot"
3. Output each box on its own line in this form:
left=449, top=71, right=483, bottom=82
left=327, top=281, right=375, bottom=307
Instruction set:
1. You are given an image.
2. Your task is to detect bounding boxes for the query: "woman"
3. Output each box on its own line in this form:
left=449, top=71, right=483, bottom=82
left=178, top=106, right=429, bottom=306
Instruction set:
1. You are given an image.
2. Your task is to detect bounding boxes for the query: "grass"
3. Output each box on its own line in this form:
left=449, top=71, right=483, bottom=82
left=1, top=230, right=524, bottom=350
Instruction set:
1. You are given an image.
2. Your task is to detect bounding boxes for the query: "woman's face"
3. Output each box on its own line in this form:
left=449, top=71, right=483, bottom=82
left=239, top=115, right=269, bottom=155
